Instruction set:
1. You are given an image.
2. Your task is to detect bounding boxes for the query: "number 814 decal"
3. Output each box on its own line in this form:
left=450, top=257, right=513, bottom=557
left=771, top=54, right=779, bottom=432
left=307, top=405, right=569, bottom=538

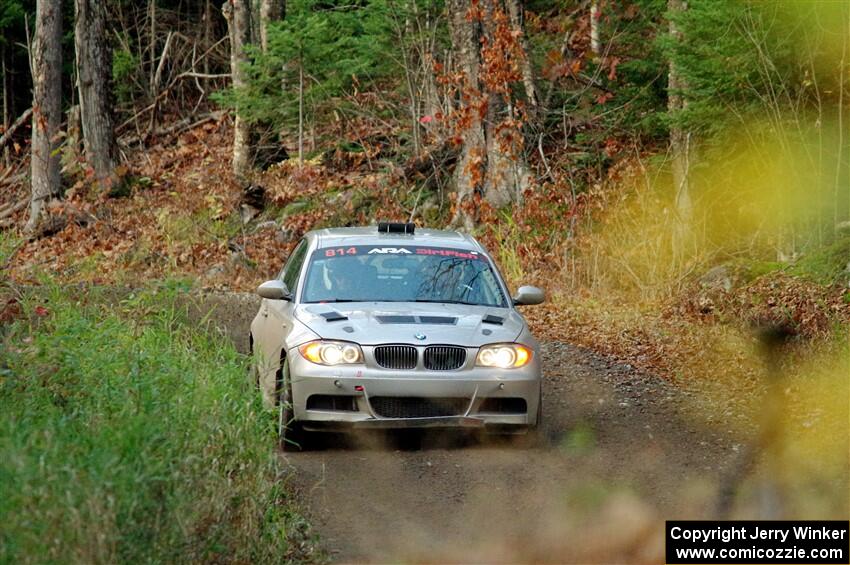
left=324, top=247, right=358, bottom=257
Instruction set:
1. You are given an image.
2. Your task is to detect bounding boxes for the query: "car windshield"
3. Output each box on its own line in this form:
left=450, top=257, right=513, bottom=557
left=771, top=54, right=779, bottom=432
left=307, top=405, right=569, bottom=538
left=301, top=245, right=507, bottom=307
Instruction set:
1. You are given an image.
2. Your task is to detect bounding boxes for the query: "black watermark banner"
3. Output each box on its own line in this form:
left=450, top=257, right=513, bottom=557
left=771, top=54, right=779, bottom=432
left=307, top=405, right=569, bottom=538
left=666, top=521, right=849, bottom=564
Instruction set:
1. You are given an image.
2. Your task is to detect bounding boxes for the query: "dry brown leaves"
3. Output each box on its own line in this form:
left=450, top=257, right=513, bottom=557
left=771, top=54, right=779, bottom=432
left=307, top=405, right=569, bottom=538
left=3, top=114, right=415, bottom=291
left=673, top=273, right=850, bottom=340
left=5, top=119, right=272, bottom=288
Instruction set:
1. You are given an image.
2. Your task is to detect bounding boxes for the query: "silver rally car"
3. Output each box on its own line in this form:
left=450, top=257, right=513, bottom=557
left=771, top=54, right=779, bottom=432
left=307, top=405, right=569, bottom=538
left=249, top=222, right=545, bottom=449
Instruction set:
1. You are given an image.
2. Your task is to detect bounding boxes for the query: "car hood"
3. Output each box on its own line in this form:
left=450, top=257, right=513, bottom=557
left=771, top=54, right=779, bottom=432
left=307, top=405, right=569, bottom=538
left=294, top=302, right=525, bottom=346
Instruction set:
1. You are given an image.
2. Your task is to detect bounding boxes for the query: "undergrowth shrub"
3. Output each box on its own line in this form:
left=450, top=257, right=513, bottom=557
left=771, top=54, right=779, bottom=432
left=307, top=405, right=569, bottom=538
left=0, top=287, right=315, bottom=564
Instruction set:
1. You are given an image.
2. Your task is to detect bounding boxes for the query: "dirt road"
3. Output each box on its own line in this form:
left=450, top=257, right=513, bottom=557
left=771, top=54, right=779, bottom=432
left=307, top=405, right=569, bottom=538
left=281, top=342, right=739, bottom=563
left=200, top=292, right=738, bottom=563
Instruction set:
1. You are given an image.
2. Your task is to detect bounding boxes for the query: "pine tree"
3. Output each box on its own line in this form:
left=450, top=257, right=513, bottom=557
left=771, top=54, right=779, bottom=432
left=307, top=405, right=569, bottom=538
left=216, top=0, right=391, bottom=163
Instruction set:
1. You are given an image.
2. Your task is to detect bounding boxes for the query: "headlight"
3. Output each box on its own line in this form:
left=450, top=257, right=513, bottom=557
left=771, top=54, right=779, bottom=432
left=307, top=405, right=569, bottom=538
left=298, top=340, right=364, bottom=365
left=475, top=343, right=532, bottom=368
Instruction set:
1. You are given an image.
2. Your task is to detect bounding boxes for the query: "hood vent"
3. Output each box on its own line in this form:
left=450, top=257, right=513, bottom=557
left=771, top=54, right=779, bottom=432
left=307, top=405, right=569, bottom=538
left=418, top=316, right=457, bottom=325
left=482, top=314, right=504, bottom=325
left=376, top=315, right=458, bottom=325
left=320, top=311, right=349, bottom=322
left=377, top=315, right=417, bottom=324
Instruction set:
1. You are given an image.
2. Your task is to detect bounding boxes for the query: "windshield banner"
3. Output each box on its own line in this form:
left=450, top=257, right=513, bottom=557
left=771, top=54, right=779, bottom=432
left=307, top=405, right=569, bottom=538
left=318, top=245, right=485, bottom=261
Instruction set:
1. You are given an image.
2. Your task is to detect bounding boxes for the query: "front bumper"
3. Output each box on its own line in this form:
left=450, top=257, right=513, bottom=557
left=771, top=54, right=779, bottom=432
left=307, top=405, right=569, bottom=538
left=287, top=351, right=542, bottom=430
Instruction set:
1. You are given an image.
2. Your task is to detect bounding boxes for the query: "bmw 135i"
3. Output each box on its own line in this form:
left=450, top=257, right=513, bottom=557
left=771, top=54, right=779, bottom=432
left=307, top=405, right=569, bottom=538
left=249, top=222, right=545, bottom=450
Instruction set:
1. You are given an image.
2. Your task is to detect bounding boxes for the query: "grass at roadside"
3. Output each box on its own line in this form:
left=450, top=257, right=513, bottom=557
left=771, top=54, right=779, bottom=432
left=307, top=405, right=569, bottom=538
left=0, top=284, right=319, bottom=564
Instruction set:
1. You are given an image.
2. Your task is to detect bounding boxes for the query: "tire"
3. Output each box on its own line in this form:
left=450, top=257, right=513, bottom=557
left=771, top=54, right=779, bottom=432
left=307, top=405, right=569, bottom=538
left=278, top=357, right=307, bottom=451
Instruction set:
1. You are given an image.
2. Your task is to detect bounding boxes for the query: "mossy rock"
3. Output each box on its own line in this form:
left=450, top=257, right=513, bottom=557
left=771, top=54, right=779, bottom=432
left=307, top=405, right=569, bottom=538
left=790, top=233, right=850, bottom=285
left=698, top=260, right=783, bottom=290
left=739, top=260, right=785, bottom=282
left=281, top=200, right=313, bottom=217
left=349, top=191, right=377, bottom=211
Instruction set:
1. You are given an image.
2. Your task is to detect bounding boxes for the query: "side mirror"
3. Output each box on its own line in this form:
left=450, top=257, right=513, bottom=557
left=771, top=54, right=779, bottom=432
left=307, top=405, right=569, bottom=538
left=257, top=279, right=292, bottom=300
left=512, top=285, right=545, bottom=306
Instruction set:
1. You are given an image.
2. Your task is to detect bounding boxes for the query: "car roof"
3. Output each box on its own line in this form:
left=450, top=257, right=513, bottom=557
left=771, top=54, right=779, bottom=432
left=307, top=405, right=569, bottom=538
left=307, top=226, right=484, bottom=252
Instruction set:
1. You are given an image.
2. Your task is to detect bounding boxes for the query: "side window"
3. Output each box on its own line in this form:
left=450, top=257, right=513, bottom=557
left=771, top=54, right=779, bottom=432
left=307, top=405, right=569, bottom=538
left=280, top=240, right=308, bottom=293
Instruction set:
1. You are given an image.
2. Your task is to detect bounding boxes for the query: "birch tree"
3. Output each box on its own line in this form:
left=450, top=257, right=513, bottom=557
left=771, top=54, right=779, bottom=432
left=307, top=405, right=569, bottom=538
left=590, top=0, right=601, bottom=60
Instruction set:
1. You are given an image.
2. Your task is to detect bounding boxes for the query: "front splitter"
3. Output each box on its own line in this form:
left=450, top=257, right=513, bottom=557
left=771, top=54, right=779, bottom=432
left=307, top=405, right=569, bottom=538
left=302, top=415, right=486, bottom=431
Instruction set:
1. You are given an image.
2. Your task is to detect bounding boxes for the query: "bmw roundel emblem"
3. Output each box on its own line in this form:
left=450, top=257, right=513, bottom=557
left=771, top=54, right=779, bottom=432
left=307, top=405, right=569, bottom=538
left=414, top=333, right=427, bottom=341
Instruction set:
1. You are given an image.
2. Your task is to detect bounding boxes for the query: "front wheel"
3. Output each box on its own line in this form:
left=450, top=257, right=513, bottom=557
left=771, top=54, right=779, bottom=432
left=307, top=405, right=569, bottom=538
left=278, top=357, right=307, bottom=451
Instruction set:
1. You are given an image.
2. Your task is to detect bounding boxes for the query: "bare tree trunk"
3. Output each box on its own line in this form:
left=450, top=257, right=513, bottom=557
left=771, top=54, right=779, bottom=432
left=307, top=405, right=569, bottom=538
left=389, top=0, right=442, bottom=156
left=27, top=0, right=63, bottom=232
left=66, top=105, right=83, bottom=163
left=223, top=0, right=253, bottom=181
left=398, top=22, right=421, bottom=155
left=298, top=61, right=304, bottom=165
left=422, top=2, right=442, bottom=119
left=447, top=0, right=484, bottom=230
left=482, top=0, right=531, bottom=207
left=2, top=43, right=9, bottom=168
left=258, top=0, right=285, bottom=165
left=76, top=0, right=119, bottom=191
left=668, top=0, right=692, bottom=246
left=404, top=9, right=421, bottom=154
left=0, top=108, right=33, bottom=154
left=423, top=57, right=441, bottom=120
left=483, top=110, right=531, bottom=208
left=259, top=0, right=285, bottom=52
left=149, top=0, right=156, bottom=93
left=447, top=0, right=532, bottom=227
left=248, top=0, right=260, bottom=46
left=204, top=0, right=212, bottom=81
left=505, top=0, right=538, bottom=112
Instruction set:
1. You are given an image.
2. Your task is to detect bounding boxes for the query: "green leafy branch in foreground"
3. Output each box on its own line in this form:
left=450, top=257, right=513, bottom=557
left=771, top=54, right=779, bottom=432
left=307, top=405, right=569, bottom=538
left=0, top=286, right=319, bottom=564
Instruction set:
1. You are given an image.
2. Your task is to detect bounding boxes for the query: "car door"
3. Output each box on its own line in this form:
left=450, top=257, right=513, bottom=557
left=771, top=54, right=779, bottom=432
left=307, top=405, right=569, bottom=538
left=256, top=239, right=309, bottom=404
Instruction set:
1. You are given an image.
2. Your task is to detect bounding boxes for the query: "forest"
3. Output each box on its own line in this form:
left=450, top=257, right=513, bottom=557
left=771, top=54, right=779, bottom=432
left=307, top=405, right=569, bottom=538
left=0, top=0, right=848, bottom=562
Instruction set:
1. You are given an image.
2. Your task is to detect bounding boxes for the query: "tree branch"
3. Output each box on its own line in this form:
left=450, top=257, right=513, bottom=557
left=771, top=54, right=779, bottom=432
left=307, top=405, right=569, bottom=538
left=0, top=108, right=33, bottom=152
